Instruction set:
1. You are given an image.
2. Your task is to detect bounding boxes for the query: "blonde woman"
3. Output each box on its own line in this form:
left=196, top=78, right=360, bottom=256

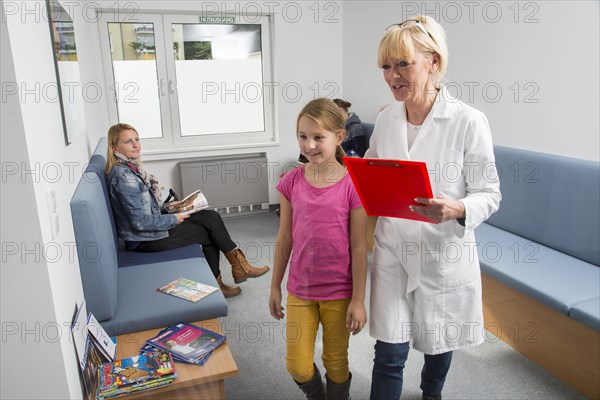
left=367, top=16, right=501, bottom=399
left=104, top=123, right=270, bottom=298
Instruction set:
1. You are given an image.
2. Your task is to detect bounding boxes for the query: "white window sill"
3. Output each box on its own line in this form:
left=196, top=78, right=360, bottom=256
left=141, top=139, right=279, bottom=162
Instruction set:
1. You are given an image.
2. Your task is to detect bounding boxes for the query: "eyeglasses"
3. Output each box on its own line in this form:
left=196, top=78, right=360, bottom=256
left=386, top=19, right=433, bottom=41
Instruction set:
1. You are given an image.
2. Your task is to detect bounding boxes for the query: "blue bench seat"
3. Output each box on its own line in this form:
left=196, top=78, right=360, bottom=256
left=570, top=298, right=600, bottom=332
left=480, top=146, right=600, bottom=331
left=103, top=258, right=227, bottom=336
left=71, top=139, right=228, bottom=336
left=477, top=223, right=600, bottom=319
left=476, top=145, right=599, bottom=398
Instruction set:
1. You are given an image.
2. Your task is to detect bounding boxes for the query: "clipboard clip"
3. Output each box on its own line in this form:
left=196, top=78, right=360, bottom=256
left=368, top=160, right=402, bottom=167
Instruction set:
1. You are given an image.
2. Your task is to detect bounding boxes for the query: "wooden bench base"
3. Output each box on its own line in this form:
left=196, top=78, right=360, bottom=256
left=482, top=274, right=600, bottom=399
left=114, top=319, right=238, bottom=399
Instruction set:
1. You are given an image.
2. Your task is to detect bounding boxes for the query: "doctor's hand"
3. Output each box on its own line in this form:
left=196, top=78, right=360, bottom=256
left=410, top=197, right=465, bottom=224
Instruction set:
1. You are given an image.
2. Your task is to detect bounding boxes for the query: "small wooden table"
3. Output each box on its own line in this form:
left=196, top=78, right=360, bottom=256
left=114, top=319, right=238, bottom=399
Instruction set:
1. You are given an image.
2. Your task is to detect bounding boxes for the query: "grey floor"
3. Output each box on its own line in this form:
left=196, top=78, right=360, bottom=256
left=218, top=211, right=584, bottom=400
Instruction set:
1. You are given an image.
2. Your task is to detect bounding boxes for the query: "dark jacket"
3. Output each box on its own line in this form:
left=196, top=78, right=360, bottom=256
left=341, top=113, right=368, bottom=157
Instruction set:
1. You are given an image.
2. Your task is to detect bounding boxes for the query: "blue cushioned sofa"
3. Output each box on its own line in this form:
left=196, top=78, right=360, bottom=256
left=476, top=146, right=599, bottom=398
left=362, top=122, right=374, bottom=144
left=70, top=138, right=228, bottom=336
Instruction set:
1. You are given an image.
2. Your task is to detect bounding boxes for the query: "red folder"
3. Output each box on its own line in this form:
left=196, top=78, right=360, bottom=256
left=344, top=157, right=437, bottom=223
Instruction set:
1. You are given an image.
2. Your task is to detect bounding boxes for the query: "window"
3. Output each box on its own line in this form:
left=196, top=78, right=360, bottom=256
left=98, top=12, right=275, bottom=152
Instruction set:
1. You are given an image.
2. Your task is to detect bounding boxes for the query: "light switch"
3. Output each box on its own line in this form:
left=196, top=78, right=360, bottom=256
left=45, top=186, right=57, bottom=213
left=45, top=186, right=59, bottom=240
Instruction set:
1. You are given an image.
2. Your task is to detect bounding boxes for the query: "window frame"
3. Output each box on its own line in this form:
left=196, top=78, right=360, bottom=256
left=97, top=10, right=277, bottom=153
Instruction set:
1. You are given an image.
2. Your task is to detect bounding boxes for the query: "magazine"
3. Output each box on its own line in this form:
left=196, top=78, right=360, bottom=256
left=87, top=313, right=116, bottom=362
left=156, top=277, right=218, bottom=303
left=140, top=342, right=215, bottom=366
left=97, top=349, right=176, bottom=399
left=72, top=301, right=91, bottom=370
left=163, top=190, right=209, bottom=215
left=82, top=340, right=101, bottom=400
left=144, top=322, right=226, bottom=364
left=71, top=301, right=103, bottom=400
left=141, top=333, right=215, bottom=367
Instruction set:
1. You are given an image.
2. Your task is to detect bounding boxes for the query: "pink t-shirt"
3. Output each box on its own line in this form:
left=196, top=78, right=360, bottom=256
left=276, top=165, right=363, bottom=301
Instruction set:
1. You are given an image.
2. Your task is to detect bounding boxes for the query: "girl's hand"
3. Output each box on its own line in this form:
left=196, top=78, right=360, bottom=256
left=175, top=213, right=190, bottom=223
left=410, top=197, right=465, bottom=224
left=269, top=287, right=285, bottom=320
left=346, top=299, right=367, bottom=335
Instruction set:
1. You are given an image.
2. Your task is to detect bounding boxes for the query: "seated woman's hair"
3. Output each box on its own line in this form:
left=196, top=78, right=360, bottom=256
left=105, top=123, right=139, bottom=174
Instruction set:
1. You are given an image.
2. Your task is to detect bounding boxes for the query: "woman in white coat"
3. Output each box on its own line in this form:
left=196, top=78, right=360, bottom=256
left=366, top=16, right=501, bottom=400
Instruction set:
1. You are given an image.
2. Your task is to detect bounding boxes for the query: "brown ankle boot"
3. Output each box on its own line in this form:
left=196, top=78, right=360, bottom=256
left=225, top=248, right=270, bottom=284
left=217, top=274, right=241, bottom=298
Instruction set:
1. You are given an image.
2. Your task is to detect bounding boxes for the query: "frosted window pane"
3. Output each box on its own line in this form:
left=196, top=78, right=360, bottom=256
left=172, top=24, right=265, bottom=136
left=108, top=23, right=162, bottom=138
left=112, top=61, right=162, bottom=138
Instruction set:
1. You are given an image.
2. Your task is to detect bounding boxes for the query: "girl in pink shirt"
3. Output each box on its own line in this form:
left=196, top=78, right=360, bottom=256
left=269, top=98, right=368, bottom=400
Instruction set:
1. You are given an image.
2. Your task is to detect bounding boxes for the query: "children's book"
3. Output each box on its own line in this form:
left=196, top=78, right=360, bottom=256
left=144, top=322, right=226, bottom=364
left=156, top=277, right=218, bottom=303
left=163, top=189, right=209, bottom=215
left=97, top=349, right=176, bottom=399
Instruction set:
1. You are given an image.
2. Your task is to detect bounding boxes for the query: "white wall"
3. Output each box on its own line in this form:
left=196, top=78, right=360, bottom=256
left=2, top=2, right=89, bottom=398
left=1, top=11, right=70, bottom=399
left=343, top=1, right=600, bottom=161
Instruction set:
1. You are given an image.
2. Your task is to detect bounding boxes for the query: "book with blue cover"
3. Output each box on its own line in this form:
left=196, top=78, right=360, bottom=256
left=143, top=322, right=225, bottom=364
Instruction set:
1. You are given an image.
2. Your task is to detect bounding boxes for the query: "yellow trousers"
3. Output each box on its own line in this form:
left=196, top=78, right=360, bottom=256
left=285, top=293, right=351, bottom=384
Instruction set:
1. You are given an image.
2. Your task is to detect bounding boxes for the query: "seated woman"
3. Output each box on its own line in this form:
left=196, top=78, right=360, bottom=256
left=104, top=123, right=269, bottom=298
left=333, top=98, right=368, bottom=157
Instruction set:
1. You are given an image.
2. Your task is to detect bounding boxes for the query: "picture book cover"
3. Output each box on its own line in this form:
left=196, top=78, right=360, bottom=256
left=163, top=189, right=209, bottom=215
left=97, top=349, right=176, bottom=396
left=145, top=322, right=225, bottom=363
left=156, top=277, right=218, bottom=303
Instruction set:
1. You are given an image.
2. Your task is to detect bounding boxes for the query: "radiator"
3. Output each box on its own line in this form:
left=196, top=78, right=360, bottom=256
left=179, top=153, right=269, bottom=217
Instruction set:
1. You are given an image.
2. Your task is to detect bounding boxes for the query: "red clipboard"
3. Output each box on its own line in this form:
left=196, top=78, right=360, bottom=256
left=344, top=157, right=437, bottom=223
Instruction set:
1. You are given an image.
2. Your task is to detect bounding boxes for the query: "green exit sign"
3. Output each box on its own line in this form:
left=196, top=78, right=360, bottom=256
left=199, top=16, right=236, bottom=23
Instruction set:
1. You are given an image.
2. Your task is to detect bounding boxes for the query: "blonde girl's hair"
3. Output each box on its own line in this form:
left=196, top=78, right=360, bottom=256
left=297, top=98, right=346, bottom=166
left=378, top=15, right=449, bottom=84
left=104, top=123, right=140, bottom=174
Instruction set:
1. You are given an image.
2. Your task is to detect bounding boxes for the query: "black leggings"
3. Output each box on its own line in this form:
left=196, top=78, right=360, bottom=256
left=135, top=210, right=237, bottom=278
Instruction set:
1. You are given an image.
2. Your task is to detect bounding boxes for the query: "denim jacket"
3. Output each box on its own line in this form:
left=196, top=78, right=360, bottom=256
left=106, top=164, right=177, bottom=242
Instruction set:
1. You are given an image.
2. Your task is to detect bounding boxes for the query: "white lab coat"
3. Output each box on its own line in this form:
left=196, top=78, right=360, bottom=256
left=366, top=87, right=501, bottom=354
